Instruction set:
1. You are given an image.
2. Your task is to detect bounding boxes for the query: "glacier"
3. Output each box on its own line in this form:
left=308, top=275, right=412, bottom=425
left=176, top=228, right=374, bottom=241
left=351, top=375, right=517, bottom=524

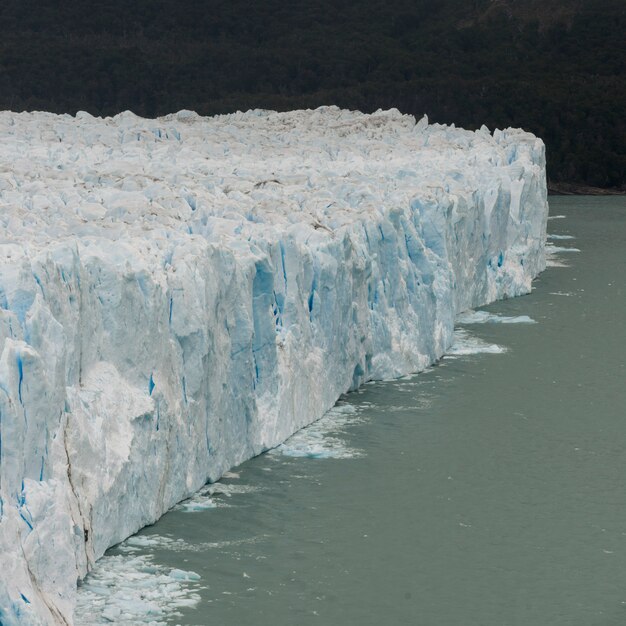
left=0, top=106, right=548, bottom=625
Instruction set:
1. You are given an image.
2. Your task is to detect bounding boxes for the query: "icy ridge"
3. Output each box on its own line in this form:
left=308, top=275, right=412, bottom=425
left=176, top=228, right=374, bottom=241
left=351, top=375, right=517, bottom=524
left=0, top=107, right=547, bottom=624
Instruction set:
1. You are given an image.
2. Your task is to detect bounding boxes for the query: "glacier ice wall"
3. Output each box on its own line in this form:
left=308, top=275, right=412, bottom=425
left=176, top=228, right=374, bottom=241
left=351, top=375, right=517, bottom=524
left=0, top=107, right=548, bottom=624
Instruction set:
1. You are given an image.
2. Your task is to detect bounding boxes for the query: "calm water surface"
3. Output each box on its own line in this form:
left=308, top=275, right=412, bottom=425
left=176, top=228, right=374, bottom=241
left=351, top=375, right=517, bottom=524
left=79, top=196, right=626, bottom=626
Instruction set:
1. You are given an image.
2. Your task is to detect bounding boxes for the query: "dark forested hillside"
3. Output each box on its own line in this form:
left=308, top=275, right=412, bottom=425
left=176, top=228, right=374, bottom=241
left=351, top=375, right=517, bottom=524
left=0, top=0, right=624, bottom=188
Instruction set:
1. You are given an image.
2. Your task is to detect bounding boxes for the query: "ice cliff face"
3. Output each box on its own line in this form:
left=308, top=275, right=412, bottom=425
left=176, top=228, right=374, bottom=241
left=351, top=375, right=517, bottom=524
left=0, top=107, right=548, bottom=624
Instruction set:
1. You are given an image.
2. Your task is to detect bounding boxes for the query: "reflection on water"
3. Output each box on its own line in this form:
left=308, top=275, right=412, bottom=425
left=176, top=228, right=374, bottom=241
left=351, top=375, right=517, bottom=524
left=77, top=197, right=626, bottom=626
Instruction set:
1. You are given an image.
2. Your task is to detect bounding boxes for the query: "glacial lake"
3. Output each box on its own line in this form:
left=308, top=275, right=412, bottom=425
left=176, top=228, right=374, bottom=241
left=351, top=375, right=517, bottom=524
left=77, top=196, right=626, bottom=626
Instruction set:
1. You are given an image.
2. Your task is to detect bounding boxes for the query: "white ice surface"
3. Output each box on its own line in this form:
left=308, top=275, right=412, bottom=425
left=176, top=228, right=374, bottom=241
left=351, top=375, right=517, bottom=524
left=272, top=403, right=365, bottom=459
left=546, top=244, right=580, bottom=253
left=73, top=554, right=202, bottom=626
left=545, top=238, right=579, bottom=267
left=456, top=310, right=536, bottom=324
left=0, top=107, right=548, bottom=624
left=445, top=328, right=507, bottom=356
left=173, top=481, right=260, bottom=512
left=75, top=531, right=265, bottom=624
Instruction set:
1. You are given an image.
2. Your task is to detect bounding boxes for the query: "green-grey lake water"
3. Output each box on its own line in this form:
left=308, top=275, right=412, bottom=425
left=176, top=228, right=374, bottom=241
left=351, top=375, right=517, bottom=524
left=77, top=196, right=626, bottom=626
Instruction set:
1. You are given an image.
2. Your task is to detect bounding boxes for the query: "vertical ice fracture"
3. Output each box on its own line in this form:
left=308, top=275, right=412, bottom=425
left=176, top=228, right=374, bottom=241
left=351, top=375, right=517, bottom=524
left=0, top=107, right=547, bottom=624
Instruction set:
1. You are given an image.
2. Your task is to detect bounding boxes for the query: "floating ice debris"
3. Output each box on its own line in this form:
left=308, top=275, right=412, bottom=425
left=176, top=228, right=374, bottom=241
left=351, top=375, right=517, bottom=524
left=74, top=554, right=202, bottom=625
left=547, top=234, right=575, bottom=240
left=174, top=482, right=261, bottom=512
left=545, top=240, right=579, bottom=267
left=546, top=244, right=580, bottom=253
left=168, top=569, right=201, bottom=581
left=174, top=494, right=219, bottom=512
left=445, top=329, right=507, bottom=356
left=272, top=404, right=365, bottom=459
left=121, top=533, right=264, bottom=554
left=548, top=215, right=566, bottom=219
left=125, top=535, right=191, bottom=551
left=456, top=310, right=536, bottom=324
left=206, top=483, right=260, bottom=497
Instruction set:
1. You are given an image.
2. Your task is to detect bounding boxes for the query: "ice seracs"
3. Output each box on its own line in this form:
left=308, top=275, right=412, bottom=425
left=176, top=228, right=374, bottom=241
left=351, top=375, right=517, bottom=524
left=0, top=107, right=548, bottom=624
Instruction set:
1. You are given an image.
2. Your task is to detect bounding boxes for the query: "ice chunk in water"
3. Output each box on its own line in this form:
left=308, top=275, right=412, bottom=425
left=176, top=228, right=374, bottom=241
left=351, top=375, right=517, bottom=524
left=456, top=310, right=536, bottom=324
left=446, top=329, right=507, bottom=356
left=74, top=553, right=201, bottom=625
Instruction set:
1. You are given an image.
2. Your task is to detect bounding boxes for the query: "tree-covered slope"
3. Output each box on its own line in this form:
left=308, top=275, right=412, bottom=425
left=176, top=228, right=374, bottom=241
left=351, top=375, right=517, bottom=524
left=0, top=0, right=623, bottom=188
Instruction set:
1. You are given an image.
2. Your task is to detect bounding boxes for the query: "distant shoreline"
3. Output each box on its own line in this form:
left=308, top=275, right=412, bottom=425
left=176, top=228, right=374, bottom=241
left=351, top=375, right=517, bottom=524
left=548, top=182, right=626, bottom=196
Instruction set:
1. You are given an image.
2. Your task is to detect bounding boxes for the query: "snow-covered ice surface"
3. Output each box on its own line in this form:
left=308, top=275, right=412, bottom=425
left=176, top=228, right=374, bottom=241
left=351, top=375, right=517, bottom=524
left=0, top=107, right=548, bottom=624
